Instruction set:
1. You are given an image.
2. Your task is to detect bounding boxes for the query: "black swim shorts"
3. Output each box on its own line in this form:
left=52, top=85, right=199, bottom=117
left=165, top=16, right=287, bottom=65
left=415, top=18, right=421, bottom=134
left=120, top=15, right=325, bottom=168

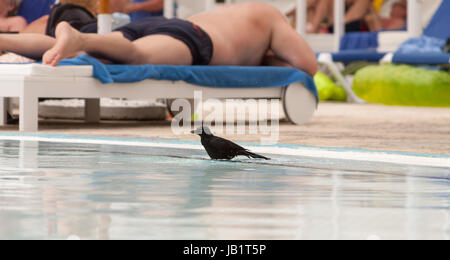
left=80, top=17, right=214, bottom=65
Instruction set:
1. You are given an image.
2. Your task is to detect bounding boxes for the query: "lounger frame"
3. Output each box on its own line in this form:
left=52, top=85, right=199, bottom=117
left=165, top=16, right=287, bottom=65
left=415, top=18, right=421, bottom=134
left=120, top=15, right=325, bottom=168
left=0, top=65, right=317, bottom=132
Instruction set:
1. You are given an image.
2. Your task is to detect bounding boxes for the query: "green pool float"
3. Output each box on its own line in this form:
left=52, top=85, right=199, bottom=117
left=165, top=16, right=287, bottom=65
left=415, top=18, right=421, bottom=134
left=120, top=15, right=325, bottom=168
left=353, top=65, right=450, bottom=107
left=314, top=72, right=347, bottom=102
left=330, top=85, right=347, bottom=101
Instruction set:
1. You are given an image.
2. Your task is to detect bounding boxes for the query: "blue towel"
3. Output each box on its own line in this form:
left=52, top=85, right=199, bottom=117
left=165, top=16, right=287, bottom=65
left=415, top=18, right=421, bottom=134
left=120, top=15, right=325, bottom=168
left=397, top=36, right=446, bottom=54
left=59, top=55, right=318, bottom=102
left=394, top=35, right=450, bottom=65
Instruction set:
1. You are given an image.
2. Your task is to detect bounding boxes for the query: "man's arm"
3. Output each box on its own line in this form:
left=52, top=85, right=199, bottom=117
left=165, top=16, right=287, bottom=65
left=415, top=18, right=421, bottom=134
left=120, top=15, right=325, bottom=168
left=125, top=0, right=164, bottom=14
left=262, top=51, right=292, bottom=68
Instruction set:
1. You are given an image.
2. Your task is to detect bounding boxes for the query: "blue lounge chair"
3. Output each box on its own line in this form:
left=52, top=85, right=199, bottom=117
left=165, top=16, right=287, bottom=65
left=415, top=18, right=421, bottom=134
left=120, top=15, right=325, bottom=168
left=383, top=0, right=450, bottom=65
left=384, top=52, right=450, bottom=65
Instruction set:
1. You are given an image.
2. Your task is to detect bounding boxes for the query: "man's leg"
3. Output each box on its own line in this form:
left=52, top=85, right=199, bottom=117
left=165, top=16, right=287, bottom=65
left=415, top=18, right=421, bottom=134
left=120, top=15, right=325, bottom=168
left=0, top=33, right=55, bottom=60
left=43, top=22, right=137, bottom=66
left=344, top=0, right=370, bottom=23
left=329, top=0, right=371, bottom=25
left=131, top=35, right=193, bottom=65
left=309, top=0, right=332, bottom=33
left=43, top=21, right=193, bottom=66
left=21, top=15, right=49, bottom=34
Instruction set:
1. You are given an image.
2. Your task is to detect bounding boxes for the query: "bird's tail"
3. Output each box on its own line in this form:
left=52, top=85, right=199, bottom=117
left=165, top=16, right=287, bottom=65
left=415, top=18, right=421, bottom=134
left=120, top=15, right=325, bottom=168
left=240, top=150, right=271, bottom=160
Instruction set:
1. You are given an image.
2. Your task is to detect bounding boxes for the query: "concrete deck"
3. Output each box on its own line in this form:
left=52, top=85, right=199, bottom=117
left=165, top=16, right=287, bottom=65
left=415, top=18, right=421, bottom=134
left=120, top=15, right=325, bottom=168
left=1, top=102, right=449, bottom=155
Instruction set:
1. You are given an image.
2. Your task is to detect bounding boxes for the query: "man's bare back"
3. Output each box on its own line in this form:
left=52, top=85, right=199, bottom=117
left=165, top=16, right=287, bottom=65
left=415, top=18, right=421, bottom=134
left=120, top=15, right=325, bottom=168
left=188, top=3, right=274, bottom=66
left=189, top=3, right=317, bottom=75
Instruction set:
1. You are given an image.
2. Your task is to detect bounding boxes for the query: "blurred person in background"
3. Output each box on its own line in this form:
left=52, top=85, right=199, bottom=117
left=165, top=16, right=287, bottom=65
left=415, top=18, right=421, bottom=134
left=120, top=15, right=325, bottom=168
left=14, top=0, right=55, bottom=34
left=308, top=0, right=372, bottom=33
left=111, top=0, right=164, bottom=21
left=0, top=0, right=26, bottom=32
left=365, top=0, right=407, bottom=31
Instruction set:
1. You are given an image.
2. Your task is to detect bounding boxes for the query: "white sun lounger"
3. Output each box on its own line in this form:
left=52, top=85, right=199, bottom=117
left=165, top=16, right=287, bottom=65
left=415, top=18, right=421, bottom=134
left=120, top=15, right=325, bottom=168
left=0, top=64, right=317, bottom=132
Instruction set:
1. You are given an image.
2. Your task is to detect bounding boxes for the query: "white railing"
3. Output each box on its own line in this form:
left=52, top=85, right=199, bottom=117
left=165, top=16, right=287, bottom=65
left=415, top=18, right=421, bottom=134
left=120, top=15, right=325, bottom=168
left=298, top=0, right=422, bottom=51
left=407, top=0, right=423, bottom=37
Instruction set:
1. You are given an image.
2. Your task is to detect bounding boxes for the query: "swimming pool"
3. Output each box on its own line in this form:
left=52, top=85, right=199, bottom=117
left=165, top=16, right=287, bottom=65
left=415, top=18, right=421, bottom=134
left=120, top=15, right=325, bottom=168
left=0, top=134, right=448, bottom=240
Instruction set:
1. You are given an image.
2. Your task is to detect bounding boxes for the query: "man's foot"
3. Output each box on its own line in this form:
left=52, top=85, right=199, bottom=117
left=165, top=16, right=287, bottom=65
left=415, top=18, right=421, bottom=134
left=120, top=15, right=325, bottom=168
left=42, top=22, right=84, bottom=66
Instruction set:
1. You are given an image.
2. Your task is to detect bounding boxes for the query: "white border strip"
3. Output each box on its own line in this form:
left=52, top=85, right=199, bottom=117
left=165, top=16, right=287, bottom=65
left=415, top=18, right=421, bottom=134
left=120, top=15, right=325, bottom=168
left=0, top=135, right=449, bottom=168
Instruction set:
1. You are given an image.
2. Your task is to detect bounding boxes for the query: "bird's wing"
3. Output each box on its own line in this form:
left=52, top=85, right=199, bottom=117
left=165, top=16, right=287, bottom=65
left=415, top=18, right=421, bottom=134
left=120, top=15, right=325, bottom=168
left=208, top=136, right=247, bottom=152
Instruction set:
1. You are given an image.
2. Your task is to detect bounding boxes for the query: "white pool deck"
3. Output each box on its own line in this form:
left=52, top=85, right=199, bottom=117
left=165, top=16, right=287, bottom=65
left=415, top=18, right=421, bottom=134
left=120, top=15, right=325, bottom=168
left=0, top=132, right=448, bottom=169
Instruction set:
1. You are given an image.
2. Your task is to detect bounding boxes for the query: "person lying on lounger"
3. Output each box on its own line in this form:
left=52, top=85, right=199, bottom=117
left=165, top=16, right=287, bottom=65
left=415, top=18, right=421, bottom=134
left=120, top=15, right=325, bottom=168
left=110, top=0, right=164, bottom=21
left=0, top=2, right=318, bottom=76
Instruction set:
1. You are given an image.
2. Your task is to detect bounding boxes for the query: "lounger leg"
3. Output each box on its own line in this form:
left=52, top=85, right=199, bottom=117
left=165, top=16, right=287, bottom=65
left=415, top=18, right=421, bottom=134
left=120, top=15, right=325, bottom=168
left=19, top=94, right=39, bottom=132
left=85, top=99, right=101, bottom=123
left=317, top=53, right=365, bottom=103
left=0, top=98, right=8, bottom=126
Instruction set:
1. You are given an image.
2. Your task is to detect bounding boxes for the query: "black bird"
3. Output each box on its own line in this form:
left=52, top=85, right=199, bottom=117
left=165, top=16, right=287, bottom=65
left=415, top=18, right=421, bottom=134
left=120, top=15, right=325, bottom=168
left=191, top=126, right=270, bottom=160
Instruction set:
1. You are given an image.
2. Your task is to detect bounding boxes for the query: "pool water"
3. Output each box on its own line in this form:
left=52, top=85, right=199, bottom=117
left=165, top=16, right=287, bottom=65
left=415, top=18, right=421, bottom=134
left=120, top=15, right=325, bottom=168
left=0, top=138, right=448, bottom=240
